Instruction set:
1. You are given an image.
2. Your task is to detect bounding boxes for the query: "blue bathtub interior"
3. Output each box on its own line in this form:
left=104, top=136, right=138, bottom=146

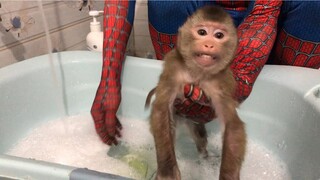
left=0, top=51, right=319, bottom=180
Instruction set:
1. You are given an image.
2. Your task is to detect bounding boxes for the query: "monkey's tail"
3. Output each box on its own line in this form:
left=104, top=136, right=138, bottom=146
left=145, top=87, right=157, bottom=109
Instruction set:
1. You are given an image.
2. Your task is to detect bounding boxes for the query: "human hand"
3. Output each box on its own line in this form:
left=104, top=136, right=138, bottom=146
left=174, top=84, right=215, bottom=123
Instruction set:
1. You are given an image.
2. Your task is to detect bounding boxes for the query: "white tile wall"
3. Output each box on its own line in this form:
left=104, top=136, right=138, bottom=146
left=0, top=1, right=105, bottom=68
left=0, top=0, right=154, bottom=68
left=131, top=0, right=156, bottom=59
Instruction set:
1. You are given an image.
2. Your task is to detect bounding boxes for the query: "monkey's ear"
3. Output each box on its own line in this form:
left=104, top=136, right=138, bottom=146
left=176, top=27, right=183, bottom=50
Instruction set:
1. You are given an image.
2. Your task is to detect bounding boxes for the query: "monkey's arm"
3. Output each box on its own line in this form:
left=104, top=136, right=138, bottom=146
left=91, top=0, right=136, bottom=145
left=150, top=70, right=181, bottom=178
left=150, top=86, right=178, bottom=174
left=202, top=72, right=246, bottom=180
left=232, top=0, right=282, bottom=102
left=219, top=109, right=246, bottom=180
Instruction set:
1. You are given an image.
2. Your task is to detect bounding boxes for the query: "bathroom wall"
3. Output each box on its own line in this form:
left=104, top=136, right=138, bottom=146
left=132, top=0, right=155, bottom=59
left=0, top=0, right=154, bottom=68
left=0, top=0, right=104, bottom=68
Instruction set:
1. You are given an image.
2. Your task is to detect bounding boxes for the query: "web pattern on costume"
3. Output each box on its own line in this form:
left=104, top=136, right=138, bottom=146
left=149, top=24, right=177, bottom=60
left=91, top=1, right=132, bottom=144
left=273, top=29, right=320, bottom=69
left=231, top=0, right=282, bottom=102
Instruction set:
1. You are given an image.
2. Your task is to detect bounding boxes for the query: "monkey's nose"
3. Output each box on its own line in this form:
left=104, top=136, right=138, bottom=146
left=204, top=44, right=214, bottom=48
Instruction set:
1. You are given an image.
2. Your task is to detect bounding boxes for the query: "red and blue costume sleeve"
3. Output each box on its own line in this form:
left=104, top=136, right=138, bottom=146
left=271, top=1, right=320, bottom=69
left=231, top=0, right=282, bottom=102
left=91, top=1, right=135, bottom=145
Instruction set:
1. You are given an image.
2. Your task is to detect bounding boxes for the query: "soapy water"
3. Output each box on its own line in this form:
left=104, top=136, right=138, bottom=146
left=6, top=114, right=291, bottom=180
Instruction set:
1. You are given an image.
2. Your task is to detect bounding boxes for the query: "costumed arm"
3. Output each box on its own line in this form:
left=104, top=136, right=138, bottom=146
left=91, top=0, right=135, bottom=145
left=232, top=0, right=283, bottom=102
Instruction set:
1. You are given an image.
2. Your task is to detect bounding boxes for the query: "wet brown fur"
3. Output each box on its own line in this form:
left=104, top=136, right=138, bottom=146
left=149, top=6, right=246, bottom=180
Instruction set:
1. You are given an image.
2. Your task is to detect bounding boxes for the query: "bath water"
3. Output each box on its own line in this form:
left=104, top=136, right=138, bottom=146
left=6, top=114, right=291, bottom=180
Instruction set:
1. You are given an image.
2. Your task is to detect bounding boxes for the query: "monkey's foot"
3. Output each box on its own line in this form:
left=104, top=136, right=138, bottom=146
left=155, top=166, right=181, bottom=180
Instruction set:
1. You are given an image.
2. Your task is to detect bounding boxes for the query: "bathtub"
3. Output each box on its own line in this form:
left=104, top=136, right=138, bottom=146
left=0, top=51, right=319, bottom=180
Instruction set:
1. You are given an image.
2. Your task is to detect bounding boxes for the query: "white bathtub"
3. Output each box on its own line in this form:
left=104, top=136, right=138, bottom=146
left=0, top=51, right=319, bottom=180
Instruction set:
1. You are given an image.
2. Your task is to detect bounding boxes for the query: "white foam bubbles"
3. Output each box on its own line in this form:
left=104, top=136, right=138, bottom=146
left=6, top=114, right=291, bottom=180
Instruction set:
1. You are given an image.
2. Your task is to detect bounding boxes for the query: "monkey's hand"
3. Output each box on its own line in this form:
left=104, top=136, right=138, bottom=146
left=91, top=86, right=122, bottom=146
left=174, top=84, right=216, bottom=123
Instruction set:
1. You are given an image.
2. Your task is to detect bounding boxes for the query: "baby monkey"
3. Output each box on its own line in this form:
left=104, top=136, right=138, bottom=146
left=149, top=6, right=246, bottom=180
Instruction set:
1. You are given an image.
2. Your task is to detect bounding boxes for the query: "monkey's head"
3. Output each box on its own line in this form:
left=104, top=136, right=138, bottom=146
left=177, top=6, right=238, bottom=75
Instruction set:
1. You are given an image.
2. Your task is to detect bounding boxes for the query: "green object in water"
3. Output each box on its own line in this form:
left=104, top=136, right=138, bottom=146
left=121, top=154, right=148, bottom=178
left=107, top=142, right=149, bottom=178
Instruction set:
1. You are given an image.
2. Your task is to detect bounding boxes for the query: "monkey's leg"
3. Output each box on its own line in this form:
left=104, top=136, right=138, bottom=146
left=151, top=104, right=181, bottom=180
left=219, top=112, right=246, bottom=180
left=185, top=120, right=208, bottom=158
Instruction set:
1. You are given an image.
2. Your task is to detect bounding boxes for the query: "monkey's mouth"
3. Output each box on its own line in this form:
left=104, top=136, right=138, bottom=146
left=194, top=53, right=217, bottom=67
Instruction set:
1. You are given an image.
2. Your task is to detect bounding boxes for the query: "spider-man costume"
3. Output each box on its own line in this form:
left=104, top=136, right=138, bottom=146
left=91, top=1, right=320, bottom=145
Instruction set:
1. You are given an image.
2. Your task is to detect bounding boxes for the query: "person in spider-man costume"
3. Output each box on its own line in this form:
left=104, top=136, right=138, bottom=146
left=91, top=1, right=320, bottom=145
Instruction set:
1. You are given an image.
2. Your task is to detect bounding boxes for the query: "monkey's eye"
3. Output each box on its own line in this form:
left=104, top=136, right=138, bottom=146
left=214, top=32, right=224, bottom=39
left=197, top=29, right=207, bottom=36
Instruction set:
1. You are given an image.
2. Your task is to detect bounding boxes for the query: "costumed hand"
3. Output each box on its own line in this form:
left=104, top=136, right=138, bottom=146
left=91, top=0, right=135, bottom=145
left=91, top=86, right=122, bottom=145
left=174, top=84, right=216, bottom=124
